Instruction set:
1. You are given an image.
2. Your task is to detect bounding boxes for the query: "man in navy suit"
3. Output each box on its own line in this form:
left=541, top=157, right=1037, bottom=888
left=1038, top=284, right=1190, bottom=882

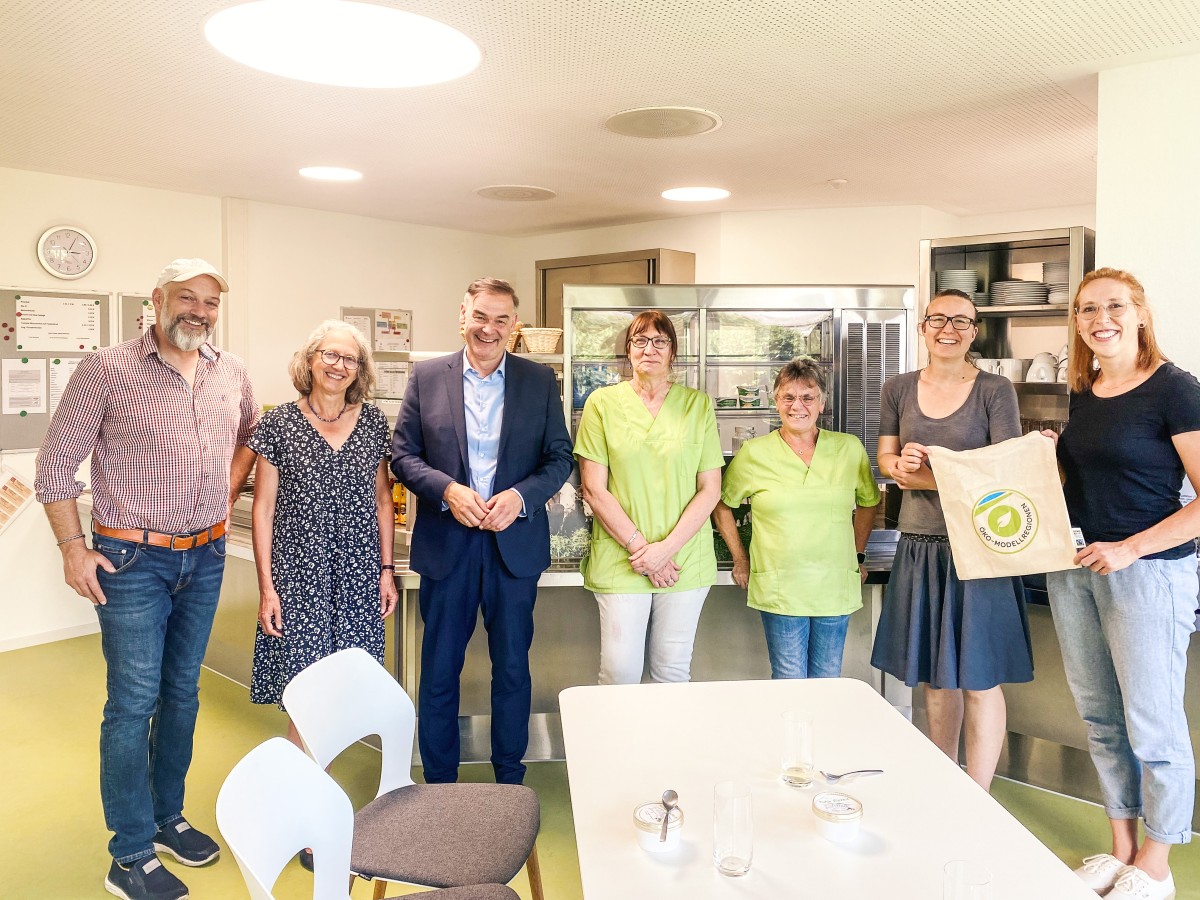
left=392, top=277, right=572, bottom=784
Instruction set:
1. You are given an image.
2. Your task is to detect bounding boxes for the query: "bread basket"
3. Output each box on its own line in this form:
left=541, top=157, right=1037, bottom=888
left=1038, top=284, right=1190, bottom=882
left=520, top=327, right=562, bottom=353
left=505, top=322, right=523, bottom=353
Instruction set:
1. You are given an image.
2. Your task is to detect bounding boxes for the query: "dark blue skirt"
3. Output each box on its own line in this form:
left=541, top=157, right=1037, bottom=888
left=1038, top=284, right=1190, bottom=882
left=870, top=535, right=1034, bottom=690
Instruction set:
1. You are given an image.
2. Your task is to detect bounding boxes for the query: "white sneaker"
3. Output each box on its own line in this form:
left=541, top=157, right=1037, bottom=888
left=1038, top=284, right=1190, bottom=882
left=1073, top=854, right=1127, bottom=895
left=1106, top=865, right=1176, bottom=900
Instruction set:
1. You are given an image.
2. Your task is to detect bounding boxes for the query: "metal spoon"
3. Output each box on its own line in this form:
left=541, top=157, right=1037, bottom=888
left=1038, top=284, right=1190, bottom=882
left=820, top=769, right=884, bottom=784
left=658, top=789, right=678, bottom=842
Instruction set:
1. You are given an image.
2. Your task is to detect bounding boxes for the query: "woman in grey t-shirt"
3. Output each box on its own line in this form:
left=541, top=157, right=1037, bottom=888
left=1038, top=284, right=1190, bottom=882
left=870, top=289, right=1033, bottom=792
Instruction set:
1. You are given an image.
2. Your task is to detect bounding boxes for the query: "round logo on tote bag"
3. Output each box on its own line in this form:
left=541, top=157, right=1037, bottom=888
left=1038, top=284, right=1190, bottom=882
left=972, top=490, right=1039, bottom=554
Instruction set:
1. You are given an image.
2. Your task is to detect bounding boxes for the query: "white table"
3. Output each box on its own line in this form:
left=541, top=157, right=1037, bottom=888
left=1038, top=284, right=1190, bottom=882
left=559, top=679, right=1094, bottom=899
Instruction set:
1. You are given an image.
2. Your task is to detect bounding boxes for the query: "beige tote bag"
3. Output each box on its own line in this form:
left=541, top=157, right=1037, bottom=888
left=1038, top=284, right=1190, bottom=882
left=926, top=432, right=1079, bottom=580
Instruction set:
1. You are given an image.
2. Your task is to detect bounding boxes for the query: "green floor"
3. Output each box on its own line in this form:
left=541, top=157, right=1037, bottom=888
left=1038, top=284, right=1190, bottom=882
left=2, top=634, right=1197, bottom=898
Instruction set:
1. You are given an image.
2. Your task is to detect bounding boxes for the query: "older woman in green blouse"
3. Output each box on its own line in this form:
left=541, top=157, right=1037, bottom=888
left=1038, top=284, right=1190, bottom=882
left=575, top=310, right=724, bottom=685
left=713, top=358, right=879, bottom=678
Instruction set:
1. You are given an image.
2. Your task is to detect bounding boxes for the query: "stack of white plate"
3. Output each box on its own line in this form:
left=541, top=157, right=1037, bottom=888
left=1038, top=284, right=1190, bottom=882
left=937, top=269, right=979, bottom=294
left=973, top=291, right=990, bottom=307
left=1042, top=261, right=1070, bottom=303
left=990, top=280, right=1049, bottom=305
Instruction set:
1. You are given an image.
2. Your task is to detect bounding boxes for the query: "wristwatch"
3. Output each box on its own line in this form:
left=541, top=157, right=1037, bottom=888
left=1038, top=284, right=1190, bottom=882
left=856, top=552, right=867, bottom=566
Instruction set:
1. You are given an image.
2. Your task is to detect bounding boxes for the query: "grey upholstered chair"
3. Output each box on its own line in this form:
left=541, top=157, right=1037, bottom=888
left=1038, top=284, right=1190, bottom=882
left=216, top=737, right=520, bottom=900
left=282, top=649, right=544, bottom=900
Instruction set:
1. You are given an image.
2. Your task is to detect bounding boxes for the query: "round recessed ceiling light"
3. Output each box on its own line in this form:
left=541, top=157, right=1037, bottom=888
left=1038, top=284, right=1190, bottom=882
left=300, top=166, right=363, bottom=181
left=475, top=185, right=557, bottom=201
left=205, top=0, right=481, bottom=88
left=661, top=187, right=731, bottom=202
left=605, top=107, right=723, bottom=139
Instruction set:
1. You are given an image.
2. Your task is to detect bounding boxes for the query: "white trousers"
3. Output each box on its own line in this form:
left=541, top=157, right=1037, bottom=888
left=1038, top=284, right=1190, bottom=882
left=594, top=587, right=710, bottom=685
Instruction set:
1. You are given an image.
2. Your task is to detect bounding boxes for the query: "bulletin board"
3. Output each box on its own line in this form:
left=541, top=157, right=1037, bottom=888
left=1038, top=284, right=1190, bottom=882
left=0, top=288, right=111, bottom=451
left=118, top=293, right=154, bottom=343
left=341, top=306, right=413, bottom=400
left=341, top=306, right=412, bottom=353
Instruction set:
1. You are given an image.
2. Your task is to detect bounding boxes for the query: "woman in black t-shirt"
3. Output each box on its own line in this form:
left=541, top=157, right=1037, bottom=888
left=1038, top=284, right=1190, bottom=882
left=1049, top=268, right=1200, bottom=900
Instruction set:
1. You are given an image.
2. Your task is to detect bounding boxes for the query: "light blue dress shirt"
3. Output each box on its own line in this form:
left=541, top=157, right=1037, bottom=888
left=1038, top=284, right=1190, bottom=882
left=463, top=349, right=506, bottom=500
left=442, top=349, right=525, bottom=515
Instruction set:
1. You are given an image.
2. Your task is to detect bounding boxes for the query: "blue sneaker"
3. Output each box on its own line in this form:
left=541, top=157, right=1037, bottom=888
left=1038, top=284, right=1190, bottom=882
left=105, top=855, right=188, bottom=900
left=152, top=818, right=220, bottom=867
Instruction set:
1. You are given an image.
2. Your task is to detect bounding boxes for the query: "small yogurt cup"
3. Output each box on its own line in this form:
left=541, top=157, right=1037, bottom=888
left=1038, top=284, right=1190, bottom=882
left=633, top=800, right=684, bottom=852
left=812, top=791, right=863, bottom=843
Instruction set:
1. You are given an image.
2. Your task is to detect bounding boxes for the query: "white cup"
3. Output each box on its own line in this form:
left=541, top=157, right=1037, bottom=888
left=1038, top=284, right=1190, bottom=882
left=713, top=781, right=753, bottom=877
left=781, top=712, right=815, bottom=788
left=944, top=860, right=992, bottom=900
left=975, top=358, right=998, bottom=374
left=1026, top=363, right=1055, bottom=383
left=1031, top=351, right=1058, bottom=369
left=996, top=358, right=1023, bottom=381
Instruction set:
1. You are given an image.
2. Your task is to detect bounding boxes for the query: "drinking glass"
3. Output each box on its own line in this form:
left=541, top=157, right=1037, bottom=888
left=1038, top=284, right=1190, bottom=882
left=944, top=860, right=992, bottom=900
left=781, top=711, right=815, bottom=788
left=712, top=781, right=753, bottom=877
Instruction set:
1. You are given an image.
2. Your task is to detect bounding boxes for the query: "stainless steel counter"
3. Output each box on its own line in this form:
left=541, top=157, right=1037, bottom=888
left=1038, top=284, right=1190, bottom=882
left=207, top=508, right=1200, bottom=827
left=206, top=512, right=899, bottom=762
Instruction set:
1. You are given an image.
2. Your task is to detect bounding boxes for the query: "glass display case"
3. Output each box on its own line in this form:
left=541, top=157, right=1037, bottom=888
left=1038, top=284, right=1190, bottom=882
left=564, top=284, right=913, bottom=461
left=556, top=285, right=915, bottom=561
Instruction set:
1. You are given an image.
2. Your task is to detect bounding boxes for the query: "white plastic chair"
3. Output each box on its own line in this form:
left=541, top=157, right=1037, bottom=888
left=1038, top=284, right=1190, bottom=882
left=282, top=648, right=543, bottom=900
left=216, top=737, right=521, bottom=900
left=216, top=737, right=355, bottom=900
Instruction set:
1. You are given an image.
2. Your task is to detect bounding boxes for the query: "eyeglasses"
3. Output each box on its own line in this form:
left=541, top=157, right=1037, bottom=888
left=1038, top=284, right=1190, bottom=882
left=778, top=393, right=822, bottom=406
left=1075, top=301, right=1129, bottom=320
left=317, top=349, right=361, bottom=370
left=629, top=336, right=672, bottom=349
left=923, top=314, right=976, bottom=331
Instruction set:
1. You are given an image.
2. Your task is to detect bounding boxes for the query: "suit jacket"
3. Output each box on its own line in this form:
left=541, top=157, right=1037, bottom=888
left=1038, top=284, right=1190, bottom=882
left=391, top=350, right=573, bottom=580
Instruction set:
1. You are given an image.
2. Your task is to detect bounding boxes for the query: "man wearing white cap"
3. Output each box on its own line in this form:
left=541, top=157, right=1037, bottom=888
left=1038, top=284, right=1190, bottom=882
left=36, top=258, right=258, bottom=900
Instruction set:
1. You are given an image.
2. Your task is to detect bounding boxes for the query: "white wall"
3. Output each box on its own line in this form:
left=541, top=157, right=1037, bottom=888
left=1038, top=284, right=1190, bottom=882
left=512, top=204, right=1098, bottom=294
left=233, top=201, right=514, bottom=404
left=718, top=206, right=940, bottom=285
left=949, top=205, right=1096, bottom=238
left=1095, top=53, right=1200, bottom=377
left=0, top=167, right=223, bottom=294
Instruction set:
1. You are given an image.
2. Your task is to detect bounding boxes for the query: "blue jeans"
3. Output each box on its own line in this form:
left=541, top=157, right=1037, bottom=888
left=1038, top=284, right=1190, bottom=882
left=759, top=611, right=850, bottom=679
left=92, top=533, right=227, bottom=863
left=1048, top=557, right=1197, bottom=844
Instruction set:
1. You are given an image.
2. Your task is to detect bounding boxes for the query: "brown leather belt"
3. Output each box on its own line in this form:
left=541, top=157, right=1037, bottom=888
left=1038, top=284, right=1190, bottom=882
left=93, top=521, right=226, bottom=550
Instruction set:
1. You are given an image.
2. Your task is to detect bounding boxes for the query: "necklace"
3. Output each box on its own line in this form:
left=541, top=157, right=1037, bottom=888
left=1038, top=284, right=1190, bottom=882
left=785, top=429, right=818, bottom=457
left=306, top=396, right=347, bottom=423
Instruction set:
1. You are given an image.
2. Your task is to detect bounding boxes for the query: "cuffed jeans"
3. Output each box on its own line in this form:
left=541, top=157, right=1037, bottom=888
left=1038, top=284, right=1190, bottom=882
left=92, top=532, right=226, bottom=863
left=760, top=611, right=851, bottom=679
left=594, top=587, right=709, bottom=684
left=1048, top=557, right=1197, bottom=844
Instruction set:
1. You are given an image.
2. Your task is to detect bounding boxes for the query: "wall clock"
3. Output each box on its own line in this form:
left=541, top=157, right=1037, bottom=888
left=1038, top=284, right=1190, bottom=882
left=37, top=225, right=97, bottom=279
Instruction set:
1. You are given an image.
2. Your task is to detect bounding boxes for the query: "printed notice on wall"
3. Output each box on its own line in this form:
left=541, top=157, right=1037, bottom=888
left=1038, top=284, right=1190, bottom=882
left=343, top=314, right=371, bottom=339
left=0, top=465, right=35, bottom=538
left=48, top=357, right=82, bottom=414
left=15, top=296, right=103, bottom=352
left=2, top=358, right=47, bottom=416
left=374, top=309, right=412, bottom=352
left=376, top=362, right=409, bottom=399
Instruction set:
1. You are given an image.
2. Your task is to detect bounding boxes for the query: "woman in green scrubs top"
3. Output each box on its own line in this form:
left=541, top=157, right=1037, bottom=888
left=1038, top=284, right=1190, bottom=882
left=575, top=310, right=724, bottom=685
left=713, top=358, right=879, bottom=679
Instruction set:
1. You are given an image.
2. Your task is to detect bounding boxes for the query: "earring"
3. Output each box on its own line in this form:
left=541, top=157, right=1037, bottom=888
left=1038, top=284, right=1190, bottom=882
left=1139, top=322, right=1145, bottom=329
